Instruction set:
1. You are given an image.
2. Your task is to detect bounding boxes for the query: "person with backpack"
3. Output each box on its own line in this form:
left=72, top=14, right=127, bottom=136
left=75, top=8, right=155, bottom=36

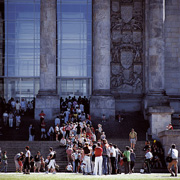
left=46, top=147, right=56, bottom=174
left=101, top=139, right=109, bottom=175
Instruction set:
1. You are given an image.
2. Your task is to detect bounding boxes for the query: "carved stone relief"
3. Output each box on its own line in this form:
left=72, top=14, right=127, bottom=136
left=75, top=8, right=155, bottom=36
left=111, top=0, right=144, bottom=93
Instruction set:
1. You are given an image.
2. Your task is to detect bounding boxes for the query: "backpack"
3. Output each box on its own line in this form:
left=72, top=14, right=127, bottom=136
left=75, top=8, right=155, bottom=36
left=102, top=144, right=107, bottom=156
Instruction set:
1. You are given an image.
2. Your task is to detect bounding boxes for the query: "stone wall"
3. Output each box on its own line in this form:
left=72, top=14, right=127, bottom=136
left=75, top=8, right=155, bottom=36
left=165, top=1, right=180, bottom=96
left=158, top=130, right=180, bottom=170
left=110, top=0, right=144, bottom=94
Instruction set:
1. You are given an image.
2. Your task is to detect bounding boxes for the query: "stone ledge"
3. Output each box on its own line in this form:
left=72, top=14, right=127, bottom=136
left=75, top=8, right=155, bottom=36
left=158, top=129, right=180, bottom=137
left=149, top=106, right=174, bottom=114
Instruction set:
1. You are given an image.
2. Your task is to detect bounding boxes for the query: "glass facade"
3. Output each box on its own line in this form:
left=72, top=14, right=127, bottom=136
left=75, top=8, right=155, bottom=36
left=57, top=0, right=92, bottom=98
left=0, top=0, right=92, bottom=101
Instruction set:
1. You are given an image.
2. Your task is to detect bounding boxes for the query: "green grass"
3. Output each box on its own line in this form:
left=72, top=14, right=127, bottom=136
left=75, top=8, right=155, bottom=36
left=0, top=173, right=178, bottom=180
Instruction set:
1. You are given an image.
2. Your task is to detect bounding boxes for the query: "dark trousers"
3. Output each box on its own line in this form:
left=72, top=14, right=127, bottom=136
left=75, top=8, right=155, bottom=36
left=110, top=157, right=116, bottom=174
left=102, top=155, right=108, bottom=175
left=124, top=161, right=130, bottom=174
left=145, top=159, right=151, bottom=173
left=24, top=157, right=30, bottom=170
left=130, top=161, right=135, bottom=172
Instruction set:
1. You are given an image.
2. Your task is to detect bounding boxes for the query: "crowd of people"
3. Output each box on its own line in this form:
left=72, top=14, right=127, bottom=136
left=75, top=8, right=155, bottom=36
left=0, top=97, right=34, bottom=129
left=2, top=146, right=58, bottom=174
left=0, top=96, right=179, bottom=176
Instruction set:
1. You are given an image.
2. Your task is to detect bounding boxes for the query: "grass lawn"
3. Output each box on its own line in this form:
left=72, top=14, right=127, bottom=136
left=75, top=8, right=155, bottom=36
left=0, top=173, right=178, bottom=180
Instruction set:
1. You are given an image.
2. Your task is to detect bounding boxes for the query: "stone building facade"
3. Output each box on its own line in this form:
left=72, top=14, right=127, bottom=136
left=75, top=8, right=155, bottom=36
left=90, top=0, right=180, bottom=138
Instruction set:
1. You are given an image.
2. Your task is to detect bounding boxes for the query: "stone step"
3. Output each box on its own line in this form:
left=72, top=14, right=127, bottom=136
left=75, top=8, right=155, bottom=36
left=0, top=141, right=67, bottom=172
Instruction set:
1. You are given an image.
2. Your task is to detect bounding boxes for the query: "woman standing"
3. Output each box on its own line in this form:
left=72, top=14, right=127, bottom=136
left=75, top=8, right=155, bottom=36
left=24, top=146, right=31, bottom=174
left=0, top=151, right=8, bottom=172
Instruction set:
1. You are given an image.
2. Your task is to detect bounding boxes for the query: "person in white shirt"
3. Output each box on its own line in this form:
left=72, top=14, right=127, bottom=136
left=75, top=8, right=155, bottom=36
left=60, top=137, right=66, bottom=146
left=48, top=126, right=54, bottom=141
left=15, top=114, right=21, bottom=129
left=108, top=143, right=116, bottom=174
left=15, top=100, right=21, bottom=114
left=21, top=99, right=27, bottom=115
left=46, top=147, right=56, bottom=174
left=24, top=146, right=31, bottom=174
left=55, top=116, right=60, bottom=126
left=3, top=111, right=8, bottom=126
left=144, top=149, right=153, bottom=173
left=167, top=144, right=178, bottom=177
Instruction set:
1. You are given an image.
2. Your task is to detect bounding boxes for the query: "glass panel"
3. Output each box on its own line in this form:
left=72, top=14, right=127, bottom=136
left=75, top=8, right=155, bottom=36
left=58, top=78, right=91, bottom=99
left=60, top=79, right=74, bottom=97
left=5, top=78, right=35, bottom=101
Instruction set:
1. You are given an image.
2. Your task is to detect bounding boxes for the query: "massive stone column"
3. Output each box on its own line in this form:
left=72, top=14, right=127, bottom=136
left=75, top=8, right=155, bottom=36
left=35, top=0, right=60, bottom=120
left=144, top=0, right=174, bottom=138
left=90, top=0, right=115, bottom=120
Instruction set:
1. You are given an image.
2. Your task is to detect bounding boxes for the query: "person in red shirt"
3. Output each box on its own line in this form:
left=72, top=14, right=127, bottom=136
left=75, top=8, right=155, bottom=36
left=166, top=123, right=173, bottom=130
left=41, top=119, right=46, bottom=139
left=39, top=110, right=46, bottom=123
left=93, top=142, right=103, bottom=176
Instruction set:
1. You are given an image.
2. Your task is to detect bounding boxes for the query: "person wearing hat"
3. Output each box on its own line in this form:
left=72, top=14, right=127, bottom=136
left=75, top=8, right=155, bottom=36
left=83, top=142, right=92, bottom=175
left=167, top=144, right=178, bottom=177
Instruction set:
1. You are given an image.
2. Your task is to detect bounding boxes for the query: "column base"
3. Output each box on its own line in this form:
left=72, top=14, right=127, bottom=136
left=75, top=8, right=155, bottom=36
left=35, top=93, right=60, bottom=121
left=90, top=95, right=115, bottom=120
left=148, top=106, right=174, bottom=139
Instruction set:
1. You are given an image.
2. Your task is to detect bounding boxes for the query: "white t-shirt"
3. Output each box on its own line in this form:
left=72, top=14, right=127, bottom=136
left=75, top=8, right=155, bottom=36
left=26, top=150, right=31, bottom=158
left=55, top=118, right=60, bottom=126
left=3, top=113, right=8, bottom=117
left=145, top=151, right=153, bottom=159
left=168, top=148, right=178, bottom=159
left=16, top=103, right=21, bottom=110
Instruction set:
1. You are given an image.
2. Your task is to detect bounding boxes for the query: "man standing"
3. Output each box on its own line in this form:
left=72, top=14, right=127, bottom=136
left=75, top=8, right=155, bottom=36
left=24, top=146, right=31, bottom=174
left=101, top=139, right=108, bottom=175
left=167, top=144, right=178, bottom=177
left=34, top=151, right=41, bottom=173
left=129, top=128, right=137, bottom=150
left=94, top=143, right=103, bottom=176
left=108, top=143, right=116, bottom=174
left=144, top=148, right=153, bottom=173
left=83, top=142, right=92, bottom=175
left=46, top=147, right=56, bottom=174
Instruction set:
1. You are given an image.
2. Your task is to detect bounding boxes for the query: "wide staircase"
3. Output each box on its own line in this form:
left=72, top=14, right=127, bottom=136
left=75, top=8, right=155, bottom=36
left=0, top=111, right=168, bottom=173
left=0, top=141, right=67, bottom=172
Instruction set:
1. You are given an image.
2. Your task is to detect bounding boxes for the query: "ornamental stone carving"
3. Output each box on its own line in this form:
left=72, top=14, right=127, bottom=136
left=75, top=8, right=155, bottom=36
left=111, top=0, right=144, bottom=94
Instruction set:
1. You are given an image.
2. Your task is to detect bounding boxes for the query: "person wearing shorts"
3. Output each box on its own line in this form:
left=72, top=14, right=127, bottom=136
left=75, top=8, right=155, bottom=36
left=167, top=144, right=178, bottom=177
left=129, top=128, right=137, bottom=150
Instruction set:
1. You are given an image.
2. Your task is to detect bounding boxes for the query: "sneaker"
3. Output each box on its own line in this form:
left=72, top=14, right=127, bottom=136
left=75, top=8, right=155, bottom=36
left=46, top=171, right=49, bottom=174
left=52, top=171, right=56, bottom=174
left=170, top=174, right=174, bottom=177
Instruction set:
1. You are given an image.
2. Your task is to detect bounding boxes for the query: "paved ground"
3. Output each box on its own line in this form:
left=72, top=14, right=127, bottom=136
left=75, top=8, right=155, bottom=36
left=0, top=173, right=178, bottom=180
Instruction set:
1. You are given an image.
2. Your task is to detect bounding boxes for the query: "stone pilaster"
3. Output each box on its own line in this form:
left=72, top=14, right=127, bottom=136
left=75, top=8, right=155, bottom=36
left=144, top=0, right=174, bottom=135
left=158, top=130, right=180, bottom=168
left=144, top=0, right=167, bottom=108
left=149, top=106, right=174, bottom=139
left=35, top=0, right=60, bottom=121
left=148, top=0, right=165, bottom=94
left=90, top=0, right=115, bottom=120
